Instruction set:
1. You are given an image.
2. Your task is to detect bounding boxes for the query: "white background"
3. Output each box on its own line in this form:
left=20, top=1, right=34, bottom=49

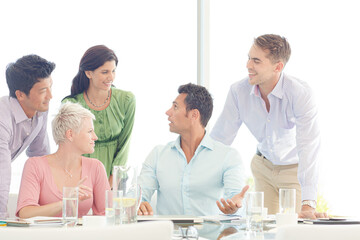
left=1, top=0, right=359, bottom=216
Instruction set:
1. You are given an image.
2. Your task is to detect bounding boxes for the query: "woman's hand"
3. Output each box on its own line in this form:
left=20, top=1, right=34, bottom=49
left=77, top=177, right=93, bottom=201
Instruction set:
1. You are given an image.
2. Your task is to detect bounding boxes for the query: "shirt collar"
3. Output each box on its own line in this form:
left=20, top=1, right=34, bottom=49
left=9, top=97, right=33, bottom=124
left=270, top=72, right=284, bottom=99
left=171, top=131, right=214, bottom=152
left=250, top=85, right=261, bottom=97
left=249, top=73, right=284, bottom=99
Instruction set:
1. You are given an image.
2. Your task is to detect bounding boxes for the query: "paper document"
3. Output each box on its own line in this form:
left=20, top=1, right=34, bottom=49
left=201, top=214, right=242, bottom=223
left=138, top=215, right=204, bottom=223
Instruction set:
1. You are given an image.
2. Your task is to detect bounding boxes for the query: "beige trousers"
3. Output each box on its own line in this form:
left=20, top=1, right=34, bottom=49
left=251, top=154, right=302, bottom=214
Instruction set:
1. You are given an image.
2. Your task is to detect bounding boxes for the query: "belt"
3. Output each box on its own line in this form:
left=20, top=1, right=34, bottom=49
left=256, top=149, right=267, bottom=160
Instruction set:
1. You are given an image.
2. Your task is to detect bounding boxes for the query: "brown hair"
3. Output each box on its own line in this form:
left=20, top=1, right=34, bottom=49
left=254, top=34, right=291, bottom=65
left=68, top=45, right=118, bottom=97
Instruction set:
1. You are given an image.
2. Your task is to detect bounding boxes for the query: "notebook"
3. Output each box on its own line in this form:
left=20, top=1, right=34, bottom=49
left=303, top=218, right=360, bottom=225
left=138, top=215, right=204, bottom=224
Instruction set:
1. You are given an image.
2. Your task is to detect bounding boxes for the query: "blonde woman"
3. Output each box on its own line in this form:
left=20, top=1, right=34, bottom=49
left=16, top=102, right=110, bottom=218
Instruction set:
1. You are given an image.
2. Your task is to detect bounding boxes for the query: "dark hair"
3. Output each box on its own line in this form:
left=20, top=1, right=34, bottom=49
left=6, top=54, right=55, bottom=98
left=178, top=83, right=213, bottom=127
left=69, top=45, right=118, bottom=97
left=254, top=34, right=291, bottom=65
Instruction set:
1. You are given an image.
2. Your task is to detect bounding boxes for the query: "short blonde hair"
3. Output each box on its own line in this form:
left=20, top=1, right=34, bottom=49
left=52, top=102, right=95, bottom=145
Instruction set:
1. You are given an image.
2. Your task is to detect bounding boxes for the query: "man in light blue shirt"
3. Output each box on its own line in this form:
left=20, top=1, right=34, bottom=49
left=138, top=83, right=248, bottom=216
left=0, top=55, right=55, bottom=218
left=211, top=34, right=326, bottom=219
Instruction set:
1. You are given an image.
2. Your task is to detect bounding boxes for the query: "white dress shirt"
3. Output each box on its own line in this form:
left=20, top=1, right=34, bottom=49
left=211, top=73, right=320, bottom=201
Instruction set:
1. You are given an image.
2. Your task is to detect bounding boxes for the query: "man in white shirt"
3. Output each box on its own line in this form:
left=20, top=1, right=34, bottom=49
left=211, top=34, right=326, bottom=219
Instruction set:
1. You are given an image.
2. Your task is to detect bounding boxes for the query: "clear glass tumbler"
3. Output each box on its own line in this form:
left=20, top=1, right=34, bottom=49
left=246, top=192, right=264, bottom=233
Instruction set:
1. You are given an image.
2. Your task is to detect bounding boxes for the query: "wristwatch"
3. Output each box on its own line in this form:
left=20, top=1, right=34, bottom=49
left=302, top=200, right=316, bottom=209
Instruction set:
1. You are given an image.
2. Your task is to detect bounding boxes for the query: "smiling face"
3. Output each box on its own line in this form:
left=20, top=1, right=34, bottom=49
left=16, top=77, right=53, bottom=118
left=86, top=60, right=116, bottom=92
left=72, top=117, right=98, bottom=154
left=165, top=93, right=191, bottom=134
left=246, top=44, right=282, bottom=87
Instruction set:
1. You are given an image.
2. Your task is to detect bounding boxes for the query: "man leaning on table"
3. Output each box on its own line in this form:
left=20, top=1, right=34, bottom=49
left=0, top=55, right=55, bottom=218
left=210, top=34, right=327, bottom=219
left=138, top=83, right=249, bottom=216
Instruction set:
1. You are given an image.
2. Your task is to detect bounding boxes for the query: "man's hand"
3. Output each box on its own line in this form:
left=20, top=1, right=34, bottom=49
left=216, top=185, right=249, bottom=214
left=137, top=201, right=153, bottom=215
left=298, top=205, right=328, bottom=219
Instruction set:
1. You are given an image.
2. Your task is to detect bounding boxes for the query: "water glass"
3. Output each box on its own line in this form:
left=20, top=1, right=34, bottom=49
left=62, top=187, right=79, bottom=226
left=246, top=192, right=264, bottom=233
left=113, top=165, right=139, bottom=224
left=279, top=188, right=296, bottom=214
left=105, top=190, right=122, bottom=225
left=277, top=188, right=297, bottom=227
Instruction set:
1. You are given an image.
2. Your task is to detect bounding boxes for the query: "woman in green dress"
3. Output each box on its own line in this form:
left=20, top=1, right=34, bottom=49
left=62, top=45, right=135, bottom=185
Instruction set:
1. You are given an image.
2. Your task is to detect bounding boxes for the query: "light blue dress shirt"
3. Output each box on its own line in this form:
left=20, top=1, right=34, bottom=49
left=211, top=73, right=320, bottom=201
left=138, top=133, right=245, bottom=216
left=0, top=96, right=50, bottom=218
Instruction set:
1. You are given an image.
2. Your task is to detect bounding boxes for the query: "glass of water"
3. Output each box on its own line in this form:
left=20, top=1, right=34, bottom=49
left=62, top=187, right=79, bottom=226
left=113, top=165, right=139, bottom=224
left=246, top=192, right=264, bottom=233
left=279, top=188, right=296, bottom=214
left=105, top=190, right=123, bottom=226
left=105, top=189, right=123, bottom=225
left=276, top=188, right=298, bottom=227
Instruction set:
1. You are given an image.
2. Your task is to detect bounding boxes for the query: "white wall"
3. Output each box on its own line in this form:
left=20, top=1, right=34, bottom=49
left=1, top=0, right=359, bottom=217
left=209, top=0, right=360, bottom=216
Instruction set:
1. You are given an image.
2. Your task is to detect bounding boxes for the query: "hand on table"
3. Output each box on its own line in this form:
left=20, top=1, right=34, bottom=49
left=216, top=185, right=249, bottom=214
left=137, top=201, right=153, bottom=215
left=298, top=205, right=328, bottom=219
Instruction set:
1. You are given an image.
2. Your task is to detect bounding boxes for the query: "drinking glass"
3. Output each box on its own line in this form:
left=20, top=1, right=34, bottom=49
left=105, top=189, right=123, bottom=225
left=276, top=188, right=297, bottom=227
left=62, top=187, right=79, bottom=226
left=279, top=188, right=296, bottom=214
left=246, top=192, right=264, bottom=233
left=112, top=165, right=139, bottom=224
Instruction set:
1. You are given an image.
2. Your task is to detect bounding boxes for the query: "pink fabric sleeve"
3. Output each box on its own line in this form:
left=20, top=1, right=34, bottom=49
left=16, top=157, right=42, bottom=216
left=91, top=160, right=111, bottom=215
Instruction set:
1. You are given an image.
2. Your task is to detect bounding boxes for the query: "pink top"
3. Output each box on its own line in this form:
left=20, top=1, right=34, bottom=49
left=16, top=156, right=110, bottom=217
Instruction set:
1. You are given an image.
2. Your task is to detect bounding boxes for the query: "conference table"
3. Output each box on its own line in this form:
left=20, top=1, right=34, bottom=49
left=0, top=216, right=276, bottom=239
left=174, top=220, right=276, bottom=239
left=174, top=217, right=360, bottom=240
left=2, top=216, right=360, bottom=240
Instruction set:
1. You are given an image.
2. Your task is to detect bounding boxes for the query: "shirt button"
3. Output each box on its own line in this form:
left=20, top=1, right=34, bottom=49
left=27, top=133, right=30, bottom=136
